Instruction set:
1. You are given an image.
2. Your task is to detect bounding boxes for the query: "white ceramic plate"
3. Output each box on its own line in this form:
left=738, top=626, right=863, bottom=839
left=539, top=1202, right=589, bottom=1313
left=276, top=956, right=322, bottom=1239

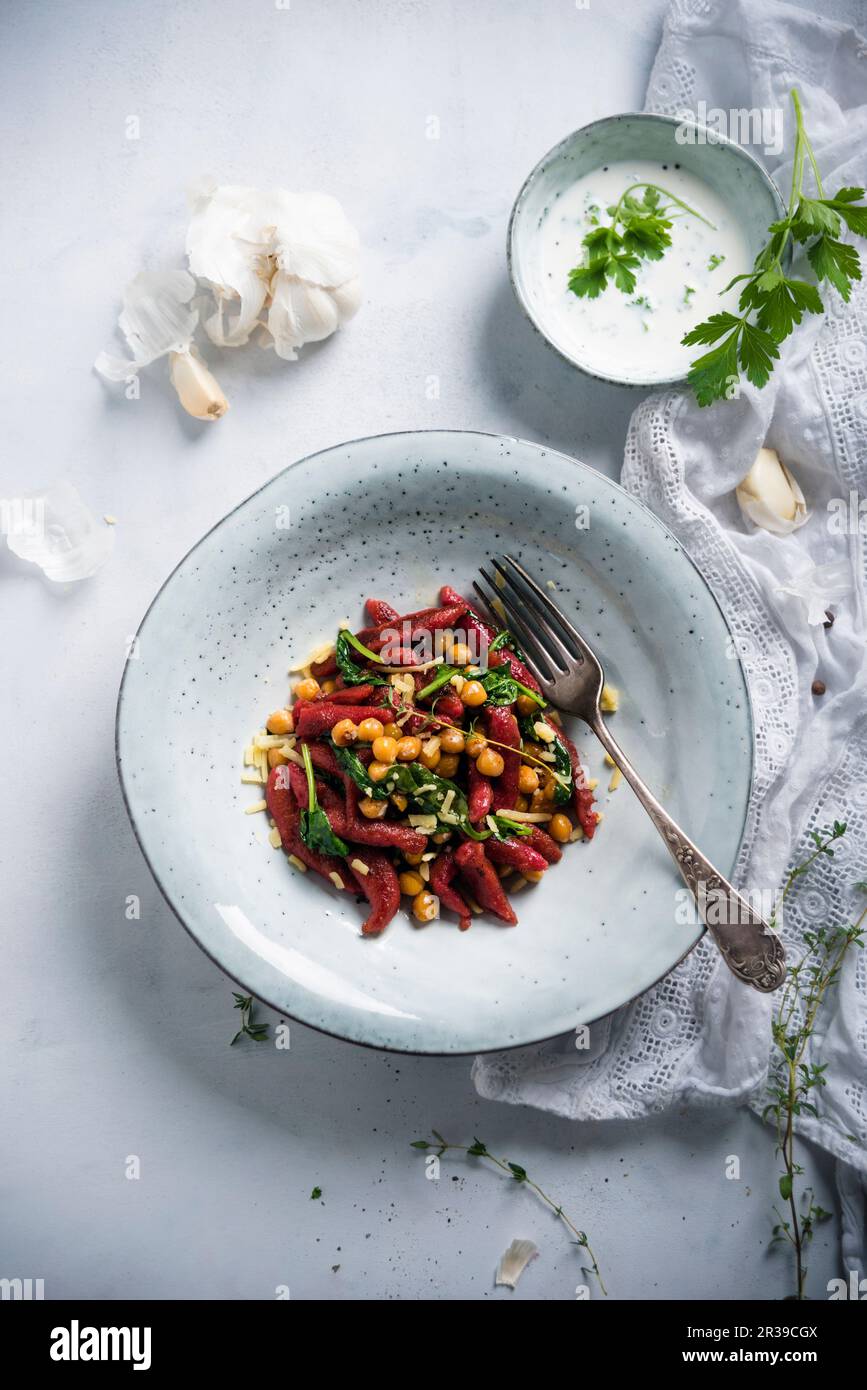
left=116, top=431, right=752, bottom=1054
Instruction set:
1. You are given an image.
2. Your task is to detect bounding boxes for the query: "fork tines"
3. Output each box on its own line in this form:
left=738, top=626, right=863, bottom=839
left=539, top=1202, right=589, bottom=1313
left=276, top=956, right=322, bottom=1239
left=473, top=555, right=598, bottom=684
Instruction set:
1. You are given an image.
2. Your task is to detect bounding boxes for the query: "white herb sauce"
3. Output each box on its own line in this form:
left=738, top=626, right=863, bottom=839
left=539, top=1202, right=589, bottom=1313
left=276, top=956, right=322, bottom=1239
left=538, top=160, right=753, bottom=382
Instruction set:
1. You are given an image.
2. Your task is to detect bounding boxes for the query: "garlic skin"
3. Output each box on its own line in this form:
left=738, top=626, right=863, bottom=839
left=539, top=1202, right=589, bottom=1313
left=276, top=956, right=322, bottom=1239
left=95, top=270, right=199, bottom=382
left=736, top=447, right=808, bottom=536
left=5, top=481, right=113, bottom=582
left=169, top=349, right=229, bottom=421
left=186, top=181, right=361, bottom=360
left=777, top=559, right=851, bottom=626
left=494, top=1238, right=539, bottom=1289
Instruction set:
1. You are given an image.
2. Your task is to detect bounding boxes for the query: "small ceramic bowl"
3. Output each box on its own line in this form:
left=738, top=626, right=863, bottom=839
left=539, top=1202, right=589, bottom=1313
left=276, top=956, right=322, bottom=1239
left=508, top=112, right=787, bottom=388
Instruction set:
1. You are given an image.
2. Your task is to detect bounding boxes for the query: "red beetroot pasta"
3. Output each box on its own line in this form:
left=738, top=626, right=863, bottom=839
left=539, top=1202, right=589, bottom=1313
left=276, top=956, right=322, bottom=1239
left=253, top=585, right=601, bottom=936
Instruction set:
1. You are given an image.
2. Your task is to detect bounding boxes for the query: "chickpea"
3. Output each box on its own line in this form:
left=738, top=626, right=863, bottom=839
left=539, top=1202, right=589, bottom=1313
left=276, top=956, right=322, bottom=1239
left=531, top=788, right=553, bottom=813
left=399, top=870, right=424, bottom=896
left=515, top=794, right=530, bottom=813
left=331, top=718, right=359, bottom=747
left=437, top=753, right=460, bottom=779
left=382, top=722, right=401, bottom=740
left=549, top=812, right=573, bottom=843
left=391, top=793, right=408, bottom=812
left=476, top=748, right=505, bottom=778
left=439, top=727, right=466, bottom=754
left=294, top=677, right=321, bottom=702
left=432, top=830, right=451, bottom=844
left=460, top=680, right=487, bottom=708
left=321, top=679, right=337, bottom=695
left=358, top=796, right=388, bottom=820
left=357, top=717, right=384, bottom=744
left=412, top=889, right=440, bottom=923
left=396, top=735, right=422, bottom=762
left=465, top=732, right=487, bottom=760
left=403, top=850, right=425, bottom=866
left=368, top=761, right=391, bottom=783
left=267, top=747, right=289, bottom=768
left=518, top=765, right=540, bottom=795
left=523, top=870, right=545, bottom=883
left=266, top=708, right=294, bottom=735
left=450, top=642, right=473, bottom=666
left=419, top=738, right=441, bottom=771
left=516, top=693, right=539, bottom=717
left=371, top=735, right=398, bottom=765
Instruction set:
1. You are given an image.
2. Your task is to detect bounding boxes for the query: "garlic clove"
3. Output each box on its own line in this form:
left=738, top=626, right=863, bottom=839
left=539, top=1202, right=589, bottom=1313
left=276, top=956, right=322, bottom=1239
left=494, top=1238, right=539, bottom=1289
left=267, top=275, right=341, bottom=360
left=169, top=349, right=229, bottom=421
left=187, top=182, right=272, bottom=347
left=331, top=275, right=363, bottom=321
left=5, top=481, right=114, bottom=582
left=736, top=447, right=808, bottom=536
left=272, top=190, right=360, bottom=287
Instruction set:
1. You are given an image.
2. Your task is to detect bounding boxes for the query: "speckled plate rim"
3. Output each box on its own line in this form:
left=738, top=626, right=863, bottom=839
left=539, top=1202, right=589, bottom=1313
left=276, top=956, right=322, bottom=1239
left=507, top=111, right=788, bottom=389
left=115, top=428, right=755, bottom=1056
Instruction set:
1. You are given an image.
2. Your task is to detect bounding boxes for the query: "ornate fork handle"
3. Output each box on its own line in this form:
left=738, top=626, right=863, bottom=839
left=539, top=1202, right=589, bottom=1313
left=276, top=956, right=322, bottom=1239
left=588, top=715, right=786, bottom=992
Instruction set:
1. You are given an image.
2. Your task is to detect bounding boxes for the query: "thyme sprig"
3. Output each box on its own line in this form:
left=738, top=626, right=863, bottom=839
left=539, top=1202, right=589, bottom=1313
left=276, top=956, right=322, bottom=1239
left=230, top=992, right=269, bottom=1045
left=412, top=1132, right=606, bottom=1295
left=762, top=821, right=867, bottom=1298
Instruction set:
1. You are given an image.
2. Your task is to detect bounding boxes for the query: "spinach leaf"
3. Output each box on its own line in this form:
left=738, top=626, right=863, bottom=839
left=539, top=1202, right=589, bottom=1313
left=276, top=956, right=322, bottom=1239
left=518, top=715, right=573, bottom=806
left=334, top=745, right=384, bottom=799
left=478, top=667, right=545, bottom=708
left=334, top=630, right=389, bottom=687
left=488, top=628, right=526, bottom=661
left=299, top=744, right=349, bottom=856
left=335, top=748, right=530, bottom=840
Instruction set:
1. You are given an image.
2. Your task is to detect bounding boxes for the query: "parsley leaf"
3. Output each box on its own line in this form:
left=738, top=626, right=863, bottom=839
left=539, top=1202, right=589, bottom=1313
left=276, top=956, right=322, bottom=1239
left=682, top=91, right=866, bottom=404
left=567, top=181, right=710, bottom=301
left=807, top=234, right=862, bottom=301
left=567, top=259, right=611, bottom=300
left=686, top=332, right=740, bottom=408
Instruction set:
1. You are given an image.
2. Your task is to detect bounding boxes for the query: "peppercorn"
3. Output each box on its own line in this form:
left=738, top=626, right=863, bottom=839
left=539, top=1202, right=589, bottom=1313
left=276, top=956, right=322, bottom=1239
left=811, top=679, right=826, bottom=696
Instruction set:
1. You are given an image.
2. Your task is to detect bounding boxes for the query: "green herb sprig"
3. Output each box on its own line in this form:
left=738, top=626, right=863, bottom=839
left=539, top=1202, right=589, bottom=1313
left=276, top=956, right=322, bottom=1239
left=568, top=183, right=713, bottom=300
left=762, top=821, right=866, bottom=1298
left=230, top=992, right=269, bottom=1045
left=299, top=742, right=349, bottom=858
left=683, top=90, right=867, bottom=405
left=411, top=1132, right=606, bottom=1294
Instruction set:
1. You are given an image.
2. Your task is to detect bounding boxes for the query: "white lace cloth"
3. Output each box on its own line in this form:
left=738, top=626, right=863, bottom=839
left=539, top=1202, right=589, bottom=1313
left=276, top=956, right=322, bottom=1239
left=474, top=0, right=867, bottom=1274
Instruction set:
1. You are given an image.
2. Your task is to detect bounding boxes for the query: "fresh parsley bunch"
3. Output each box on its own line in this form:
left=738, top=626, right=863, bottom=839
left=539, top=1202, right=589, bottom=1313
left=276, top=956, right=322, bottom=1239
left=684, top=90, right=867, bottom=405
left=568, top=184, right=710, bottom=300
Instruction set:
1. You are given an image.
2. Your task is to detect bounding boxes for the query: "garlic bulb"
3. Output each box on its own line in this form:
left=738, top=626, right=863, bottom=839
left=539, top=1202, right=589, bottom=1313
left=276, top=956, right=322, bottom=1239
left=736, top=447, right=808, bottom=536
left=5, top=481, right=114, bottom=582
left=169, top=350, right=229, bottom=421
left=494, top=1239, right=539, bottom=1289
left=187, top=181, right=361, bottom=360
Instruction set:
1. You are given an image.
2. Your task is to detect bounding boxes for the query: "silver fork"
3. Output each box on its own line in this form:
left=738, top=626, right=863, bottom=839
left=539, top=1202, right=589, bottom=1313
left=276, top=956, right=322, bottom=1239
left=475, top=555, right=786, bottom=993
